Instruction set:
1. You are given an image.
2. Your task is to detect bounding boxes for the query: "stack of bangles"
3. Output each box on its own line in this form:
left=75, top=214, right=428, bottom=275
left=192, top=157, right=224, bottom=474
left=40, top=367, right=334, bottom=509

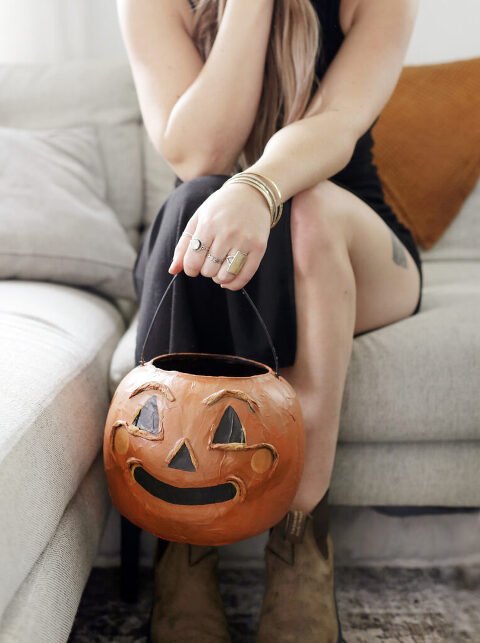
left=182, top=171, right=283, bottom=278
left=223, top=171, right=283, bottom=228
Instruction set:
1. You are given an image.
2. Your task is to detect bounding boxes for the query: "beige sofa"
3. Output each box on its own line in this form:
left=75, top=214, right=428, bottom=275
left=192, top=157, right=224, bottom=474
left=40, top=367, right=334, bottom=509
left=0, top=57, right=479, bottom=643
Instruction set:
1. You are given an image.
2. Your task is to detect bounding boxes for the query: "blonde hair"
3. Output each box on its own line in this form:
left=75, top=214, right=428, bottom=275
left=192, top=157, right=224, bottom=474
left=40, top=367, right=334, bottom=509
left=191, top=0, right=322, bottom=169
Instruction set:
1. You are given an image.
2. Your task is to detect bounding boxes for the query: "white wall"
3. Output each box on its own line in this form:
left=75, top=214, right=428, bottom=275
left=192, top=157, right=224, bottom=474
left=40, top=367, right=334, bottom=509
left=405, top=0, right=480, bottom=64
left=0, top=0, right=479, bottom=65
left=0, top=0, right=125, bottom=63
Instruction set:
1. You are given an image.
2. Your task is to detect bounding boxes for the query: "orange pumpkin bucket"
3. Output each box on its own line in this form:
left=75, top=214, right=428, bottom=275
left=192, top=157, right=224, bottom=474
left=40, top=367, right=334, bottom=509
left=103, top=275, right=305, bottom=546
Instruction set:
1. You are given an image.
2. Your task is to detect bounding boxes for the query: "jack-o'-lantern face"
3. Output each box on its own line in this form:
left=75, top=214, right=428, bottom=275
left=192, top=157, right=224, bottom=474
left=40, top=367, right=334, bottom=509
left=103, top=354, right=305, bottom=546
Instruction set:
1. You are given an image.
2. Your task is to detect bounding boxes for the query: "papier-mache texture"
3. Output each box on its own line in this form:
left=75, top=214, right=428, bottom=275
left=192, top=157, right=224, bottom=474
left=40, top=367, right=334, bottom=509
left=103, top=353, right=305, bottom=546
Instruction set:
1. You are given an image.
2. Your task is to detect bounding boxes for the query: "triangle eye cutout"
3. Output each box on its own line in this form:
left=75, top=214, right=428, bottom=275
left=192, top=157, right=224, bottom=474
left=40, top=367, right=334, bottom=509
left=132, top=395, right=160, bottom=435
left=168, top=442, right=196, bottom=472
left=213, top=406, right=245, bottom=444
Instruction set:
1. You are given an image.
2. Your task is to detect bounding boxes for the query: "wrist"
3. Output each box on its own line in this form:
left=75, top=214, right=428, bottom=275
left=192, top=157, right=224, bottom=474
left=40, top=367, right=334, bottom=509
left=224, top=170, right=283, bottom=228
left=221, top=181, right=272, bottom=227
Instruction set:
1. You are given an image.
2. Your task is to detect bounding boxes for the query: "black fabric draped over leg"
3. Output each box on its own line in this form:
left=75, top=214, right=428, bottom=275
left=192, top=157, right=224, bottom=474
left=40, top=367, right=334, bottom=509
left=133, top=174, right=297, bottom=369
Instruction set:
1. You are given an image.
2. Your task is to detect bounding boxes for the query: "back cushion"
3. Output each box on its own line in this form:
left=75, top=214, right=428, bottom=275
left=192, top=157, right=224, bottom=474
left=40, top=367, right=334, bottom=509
left=141, top=128, right=176, bottom=235
left=372, top=58, right=480, bottom=254
left=0, top=61, right=143, bottom=247
left=419, top=178, right=480, bottom=262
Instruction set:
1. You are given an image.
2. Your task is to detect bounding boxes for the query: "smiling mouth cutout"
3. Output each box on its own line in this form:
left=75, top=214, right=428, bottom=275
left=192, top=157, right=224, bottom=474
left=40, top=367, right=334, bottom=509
left=131, top=464, right=239, bottom=505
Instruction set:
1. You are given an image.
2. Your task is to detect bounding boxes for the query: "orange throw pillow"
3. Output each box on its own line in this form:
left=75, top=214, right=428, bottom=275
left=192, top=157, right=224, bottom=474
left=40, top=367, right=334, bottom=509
left=372, top=58, right=480, bottom=249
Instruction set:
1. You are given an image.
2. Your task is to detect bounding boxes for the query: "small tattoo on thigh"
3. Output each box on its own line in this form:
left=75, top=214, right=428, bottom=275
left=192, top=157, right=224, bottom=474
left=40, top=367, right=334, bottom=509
left=390, top=230, right=408, bottom=268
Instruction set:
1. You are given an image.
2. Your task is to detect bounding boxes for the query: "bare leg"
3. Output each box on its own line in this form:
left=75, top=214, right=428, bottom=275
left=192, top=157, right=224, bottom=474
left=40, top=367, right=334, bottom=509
left=280, top=180, right=421, bottom=512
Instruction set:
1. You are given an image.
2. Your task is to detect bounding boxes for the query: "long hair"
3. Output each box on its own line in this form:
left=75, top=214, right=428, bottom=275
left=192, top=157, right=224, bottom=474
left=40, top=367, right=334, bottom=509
left=191, top=0, right=322, bottom=169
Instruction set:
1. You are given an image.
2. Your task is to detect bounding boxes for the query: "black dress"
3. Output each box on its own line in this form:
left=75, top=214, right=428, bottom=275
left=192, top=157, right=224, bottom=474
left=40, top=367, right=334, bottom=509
left=133, top=0, right=423, bottom=368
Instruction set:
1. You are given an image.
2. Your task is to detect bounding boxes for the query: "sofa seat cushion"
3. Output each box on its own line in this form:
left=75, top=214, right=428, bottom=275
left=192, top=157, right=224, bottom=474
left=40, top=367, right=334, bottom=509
left=331, top=441, right=480, bottom=506
left=340, top=260, right=480, bottom=443
left=0, top=281, right=124, bottom=620
left=109, top=260, right=480, bottom=446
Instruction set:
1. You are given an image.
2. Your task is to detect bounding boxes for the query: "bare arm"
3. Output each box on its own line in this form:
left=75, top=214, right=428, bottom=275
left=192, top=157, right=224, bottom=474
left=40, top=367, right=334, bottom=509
left=117, top=0, right=274, bottom=180
left=168, top=0, right=420, bottom=291
left=246, top=0, right=420, bottom=201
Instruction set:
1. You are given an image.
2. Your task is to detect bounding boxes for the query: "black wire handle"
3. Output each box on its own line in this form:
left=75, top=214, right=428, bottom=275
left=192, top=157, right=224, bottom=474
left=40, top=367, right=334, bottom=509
left=140, top=273, right=279, bottom=377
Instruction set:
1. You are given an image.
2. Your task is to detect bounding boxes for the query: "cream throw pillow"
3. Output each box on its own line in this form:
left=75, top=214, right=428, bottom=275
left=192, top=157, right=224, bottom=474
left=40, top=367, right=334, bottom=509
left=0, top=126, right=137, bottom=301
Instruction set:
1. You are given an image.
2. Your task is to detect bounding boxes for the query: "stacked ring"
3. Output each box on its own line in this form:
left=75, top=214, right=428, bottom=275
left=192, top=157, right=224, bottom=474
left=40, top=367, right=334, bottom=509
left=207, top=252, right=224, bottom=264
left=225, top=250, right=248, bottom=275
left=181, top=230, right=249, bottom=276
left=190, top=237, right=209, bottom=252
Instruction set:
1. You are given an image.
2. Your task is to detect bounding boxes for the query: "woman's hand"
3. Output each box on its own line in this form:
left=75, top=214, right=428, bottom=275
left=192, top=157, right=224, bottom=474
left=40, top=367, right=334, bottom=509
left=168, top=182, right=272, bottom=291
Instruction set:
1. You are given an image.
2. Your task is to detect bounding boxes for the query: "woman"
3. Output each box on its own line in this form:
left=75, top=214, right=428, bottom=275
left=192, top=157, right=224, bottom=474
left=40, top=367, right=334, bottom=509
left=118, top=0, right=422, bottom=640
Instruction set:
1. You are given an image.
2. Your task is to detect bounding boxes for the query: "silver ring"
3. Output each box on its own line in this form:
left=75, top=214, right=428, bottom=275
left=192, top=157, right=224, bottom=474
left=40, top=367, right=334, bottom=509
left=190, top=237, right=209, bottom=252
left=207, top=252, right=224, bottom=264
left=225, top=250, right=248, bottom=265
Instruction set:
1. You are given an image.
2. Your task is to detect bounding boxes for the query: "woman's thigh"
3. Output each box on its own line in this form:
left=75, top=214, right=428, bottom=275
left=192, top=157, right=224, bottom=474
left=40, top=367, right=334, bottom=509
left=291, top=180, right=422, bottom=336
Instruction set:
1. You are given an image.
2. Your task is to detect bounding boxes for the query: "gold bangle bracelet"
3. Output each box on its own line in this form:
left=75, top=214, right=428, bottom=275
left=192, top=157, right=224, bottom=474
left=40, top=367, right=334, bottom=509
left=225, top=176, right=276, bottom=226
left=244, top=171, right=282, bottom=207
left=239, top=177, right=277, bottom=227
left=236, top=179, right=276, bottom=226
left=250, top=177, right=282, bottom=227
left=236, top=171, right=283, bottom=227
left=232, top=176, right=276, bottom=221
left=225, top=176, right=275, bottom=220
left=225, top=172, right=283, bottom=228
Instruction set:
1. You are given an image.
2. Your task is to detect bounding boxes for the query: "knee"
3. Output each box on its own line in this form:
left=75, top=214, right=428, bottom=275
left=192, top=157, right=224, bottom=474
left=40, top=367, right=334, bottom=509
left=153, top=173, right=230, bottom=242
left=290, top=180, right=347, bottom=276
left=145, top=174, right=230, bottom=259
left=173, top=173, right=230, bottom=209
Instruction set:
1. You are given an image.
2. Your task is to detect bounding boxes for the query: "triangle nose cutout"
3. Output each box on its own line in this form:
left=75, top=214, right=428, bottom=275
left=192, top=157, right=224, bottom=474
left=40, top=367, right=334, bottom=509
left=168, top=441, right=196, bottom=472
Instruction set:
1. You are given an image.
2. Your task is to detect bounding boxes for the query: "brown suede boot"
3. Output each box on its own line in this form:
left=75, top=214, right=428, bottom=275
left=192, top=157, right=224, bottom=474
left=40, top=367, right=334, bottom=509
left=257, top=490, right=345, bottom=643
left=149, top=540, right=231, bottom=643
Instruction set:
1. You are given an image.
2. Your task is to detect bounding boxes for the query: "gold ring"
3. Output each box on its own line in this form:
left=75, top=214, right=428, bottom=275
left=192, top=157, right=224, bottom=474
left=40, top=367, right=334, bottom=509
left=226, top=250, right=248, bottom=275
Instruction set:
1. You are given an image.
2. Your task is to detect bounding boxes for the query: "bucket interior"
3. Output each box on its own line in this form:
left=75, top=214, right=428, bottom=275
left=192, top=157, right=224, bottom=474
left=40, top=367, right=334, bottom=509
left=152, top=354, right=269, bottom=377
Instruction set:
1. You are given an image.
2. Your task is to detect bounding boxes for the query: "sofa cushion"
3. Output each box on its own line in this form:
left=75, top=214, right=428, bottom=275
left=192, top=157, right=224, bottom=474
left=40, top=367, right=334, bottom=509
left=141, top=128, right=177, bottom=230
left=109, top=260, right=480, bottom=444
left=0, top=281, right=124, bottom=619
left=97, top=124, right=143, bottom=249
left=0, top=125, right=137, bottom=301
left=0, top=62, right=139, bottom=128
left=372, top=58, right=480, bottom=249
left=0, top=62, right=143, bottom=240
left=419, top=177, right=480, bottom=262
left=109, top=310, right=139, bottom=397
left=0, top=454, right=109, bottom=643
left=331, top=441, right=480, bottom=506
left=339, top=260, right=480, bottom=443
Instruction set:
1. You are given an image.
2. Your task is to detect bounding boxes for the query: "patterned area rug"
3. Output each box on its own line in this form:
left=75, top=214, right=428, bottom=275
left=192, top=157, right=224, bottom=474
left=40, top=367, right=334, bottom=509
left=68, top=565, right=480, bottom=642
